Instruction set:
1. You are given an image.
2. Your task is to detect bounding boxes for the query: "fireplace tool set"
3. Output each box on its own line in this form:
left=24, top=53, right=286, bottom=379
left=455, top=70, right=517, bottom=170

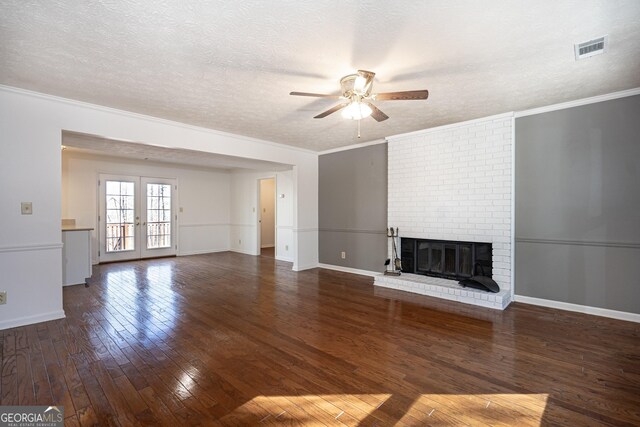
left=384, top=227, right=402, bottom=276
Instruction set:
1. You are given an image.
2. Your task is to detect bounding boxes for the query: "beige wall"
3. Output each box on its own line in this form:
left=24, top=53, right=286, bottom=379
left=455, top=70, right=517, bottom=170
left=62, top=150, right=231, bottom=262
left=260, top=178, right=275, bottom=248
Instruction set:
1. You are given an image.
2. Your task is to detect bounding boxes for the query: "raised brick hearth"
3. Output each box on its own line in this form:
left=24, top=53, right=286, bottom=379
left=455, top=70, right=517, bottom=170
left=375, top=273, right=511, bottom=310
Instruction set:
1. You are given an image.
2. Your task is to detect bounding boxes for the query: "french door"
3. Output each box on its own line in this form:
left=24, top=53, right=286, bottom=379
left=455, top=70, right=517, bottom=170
left=99, top=174, right=177, bottom=262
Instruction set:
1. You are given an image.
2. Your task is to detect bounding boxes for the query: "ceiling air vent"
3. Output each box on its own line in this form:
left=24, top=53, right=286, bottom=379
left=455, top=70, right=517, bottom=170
left=575, top=36, right=607, bottom=60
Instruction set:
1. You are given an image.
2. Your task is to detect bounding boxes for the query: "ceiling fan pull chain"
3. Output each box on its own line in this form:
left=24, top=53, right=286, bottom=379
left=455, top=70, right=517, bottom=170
left=357, top=120, right=361, bottom=138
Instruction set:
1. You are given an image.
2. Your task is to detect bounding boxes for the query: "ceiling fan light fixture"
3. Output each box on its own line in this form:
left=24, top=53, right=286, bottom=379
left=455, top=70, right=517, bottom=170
left=291, top=69, right=427, bottom=122
left=341, top=101, right=372, bottom=120
left=353, top=75, right=367, bottom=94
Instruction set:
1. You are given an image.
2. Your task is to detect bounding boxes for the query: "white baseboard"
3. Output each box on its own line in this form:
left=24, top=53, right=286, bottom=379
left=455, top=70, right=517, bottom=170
left=260, top=244, right=275, bottom=249
left=230, top=248, right=257, bottom=256
left=317, top=263, right=380, bottom=277
left=275, top=256, right=293, bottom=262
left=515, top=295, right=640, bottom=323
left=179, top=248, right=229, bottom=256
left=292, top=263, right=319, bottom=272
left=0, top=310, right=66, bottom=331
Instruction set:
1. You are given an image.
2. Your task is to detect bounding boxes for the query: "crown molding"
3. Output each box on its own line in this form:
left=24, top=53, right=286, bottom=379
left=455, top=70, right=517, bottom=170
left=386, top=112, right=515, bottom=143
left=515, top=87, right=640, bottom=118
left=318, top=138, right=387, bottom=155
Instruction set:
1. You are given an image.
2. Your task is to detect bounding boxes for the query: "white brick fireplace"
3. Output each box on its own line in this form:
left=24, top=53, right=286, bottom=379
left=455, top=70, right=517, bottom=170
left=375, top=113, right=514, bottom=309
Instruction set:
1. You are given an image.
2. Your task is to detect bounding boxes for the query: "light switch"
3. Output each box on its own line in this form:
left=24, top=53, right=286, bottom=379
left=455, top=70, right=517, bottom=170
left=179, top=207, right=184, bottom=213
left=21, top=202, right=32, bottom=215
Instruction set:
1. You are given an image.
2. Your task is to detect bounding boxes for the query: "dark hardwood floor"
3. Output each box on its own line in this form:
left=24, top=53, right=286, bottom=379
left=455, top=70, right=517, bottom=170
left=1, top=252, right=639, bottom=426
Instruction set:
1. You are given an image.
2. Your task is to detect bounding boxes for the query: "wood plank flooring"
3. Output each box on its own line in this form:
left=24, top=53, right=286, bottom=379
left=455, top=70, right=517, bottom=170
left=1, top=251, right=639, bottom=426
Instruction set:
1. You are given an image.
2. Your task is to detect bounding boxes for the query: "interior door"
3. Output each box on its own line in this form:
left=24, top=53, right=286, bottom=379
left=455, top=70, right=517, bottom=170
left=99, top=175, right=177, bottom=262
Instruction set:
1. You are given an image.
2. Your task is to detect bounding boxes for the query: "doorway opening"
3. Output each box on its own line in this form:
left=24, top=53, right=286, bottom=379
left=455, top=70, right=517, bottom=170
left=258, top=178, right=276, bottom=257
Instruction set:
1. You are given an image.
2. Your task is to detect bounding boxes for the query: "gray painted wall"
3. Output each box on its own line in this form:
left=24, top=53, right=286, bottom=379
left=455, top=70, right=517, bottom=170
left=515, top=95, right=640, bottom=314
left=319, top=143, right=388, bottom=272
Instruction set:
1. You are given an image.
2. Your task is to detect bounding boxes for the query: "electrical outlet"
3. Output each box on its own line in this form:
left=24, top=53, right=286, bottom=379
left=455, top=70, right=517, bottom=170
left=21, top=202, right=32, bottom=215
left=239, top=239, right=242, bottom=245
left=0, top=291, right=6, bottom=305
left=341, top=251, right=346, bottom=259
left=285, top=245, right=288, bottom=251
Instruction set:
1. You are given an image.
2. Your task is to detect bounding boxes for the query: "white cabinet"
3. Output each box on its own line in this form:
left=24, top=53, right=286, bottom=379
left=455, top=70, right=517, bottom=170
left=62, top=228, right=93, bottom=286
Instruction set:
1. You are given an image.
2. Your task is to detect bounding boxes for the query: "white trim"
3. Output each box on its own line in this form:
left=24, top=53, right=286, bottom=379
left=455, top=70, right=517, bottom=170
left=294, top=228, right=319, bottom=232
left=515, top=87, right=640, bottom=118
left=515, top=295, right=640, bottom=323
left=292, top=263, right=318, bottom=272
left=318, top=263, right=379, bottom=277
left=230, top=223, right=256, bottom=228
left=276, top=225, right=293, bottom=230
left=0, top=242, right=63, bottom=253
left=179, top=223, right=230, bottom=228
left=510, top=116, right=516, bottom=302
left=178, top=248, right=229, bottom=256
left=275, top=256, right=294, bottom=262
left=0, top=84, right=316, bottom=155
left=387, top=112, right=515, bottom=142
left=230, top=248, right=256, bottom=256
left=318, top=139, right=387, bottom=156
left=0, top=310, right=66, bottom=331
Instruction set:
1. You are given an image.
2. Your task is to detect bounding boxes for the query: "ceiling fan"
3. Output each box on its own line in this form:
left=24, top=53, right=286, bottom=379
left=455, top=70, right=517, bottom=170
left=290, top=70, right=429, bottom=122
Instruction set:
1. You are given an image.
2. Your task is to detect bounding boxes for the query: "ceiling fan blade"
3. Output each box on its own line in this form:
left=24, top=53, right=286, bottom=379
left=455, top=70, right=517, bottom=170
left=314, top=103, right=349, bottom=119
left=375, top=90, right=429, bottom=101
left=364, top=102, right=389, bottom=122
left=290, top=91, right=341, bottom=99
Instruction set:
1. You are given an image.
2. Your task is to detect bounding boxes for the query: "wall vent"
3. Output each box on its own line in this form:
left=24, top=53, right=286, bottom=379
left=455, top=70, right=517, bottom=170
left=575, top=36, right=607, bottom=60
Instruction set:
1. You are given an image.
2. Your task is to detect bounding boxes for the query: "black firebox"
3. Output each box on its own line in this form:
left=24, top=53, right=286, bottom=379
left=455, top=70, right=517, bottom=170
left=401, top=238, right=492, bottom=281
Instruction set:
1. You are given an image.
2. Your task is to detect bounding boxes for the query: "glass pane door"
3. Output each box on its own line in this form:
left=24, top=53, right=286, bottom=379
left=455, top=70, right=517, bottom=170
left=105, top=180, right=136, bottom=253
left=146, top=183, right=172, bottom=249
left=140, top=177, right=176, bottom=259
left=99, top=175, right=177, bottom=263
left=99, top=174, right=141, bottom=262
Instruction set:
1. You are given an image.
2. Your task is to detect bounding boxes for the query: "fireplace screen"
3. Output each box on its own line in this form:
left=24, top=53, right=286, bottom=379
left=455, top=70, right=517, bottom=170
left=402, top=238, right=492, bottom=280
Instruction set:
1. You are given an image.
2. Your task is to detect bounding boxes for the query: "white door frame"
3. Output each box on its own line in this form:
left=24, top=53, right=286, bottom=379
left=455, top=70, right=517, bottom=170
left=257, top=176, right=277, bottom=255
left=98, top=174, right=141, bottom=263
left=141, top=177, right=178, bottom=259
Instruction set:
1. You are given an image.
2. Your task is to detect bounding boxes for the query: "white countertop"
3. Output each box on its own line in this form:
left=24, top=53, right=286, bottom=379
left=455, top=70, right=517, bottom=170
left=62, top=226, right=94, bottom=232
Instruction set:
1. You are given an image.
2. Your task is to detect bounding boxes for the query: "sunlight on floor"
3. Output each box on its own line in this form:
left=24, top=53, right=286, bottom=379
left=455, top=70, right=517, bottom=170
left=235, top=393, right=549, bottom=425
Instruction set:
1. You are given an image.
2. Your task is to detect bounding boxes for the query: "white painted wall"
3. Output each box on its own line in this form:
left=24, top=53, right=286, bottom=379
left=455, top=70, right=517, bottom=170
left=230, top=170, right=294, bottom=262
left=291, top=160, right=319, bottom=270
left=61, top=150, right=231, bottom=262
left=0, top=85, right=318, bottom=330
left=387, top=114, right=514, bottom=295
left=259, top=178, right=275, bottom=248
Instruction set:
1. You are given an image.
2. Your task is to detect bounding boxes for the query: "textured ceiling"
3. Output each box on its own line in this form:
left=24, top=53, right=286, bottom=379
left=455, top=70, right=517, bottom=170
left=2, top=1, right=640, bottom=152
